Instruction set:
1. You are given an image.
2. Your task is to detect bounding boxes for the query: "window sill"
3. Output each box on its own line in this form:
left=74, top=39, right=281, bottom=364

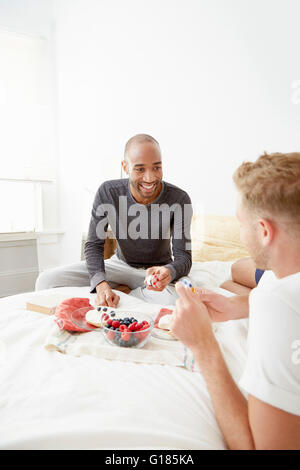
left=0, top=230, right=65, bottom=242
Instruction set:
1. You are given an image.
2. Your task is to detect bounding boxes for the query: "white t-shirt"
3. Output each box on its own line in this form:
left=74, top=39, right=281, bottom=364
left=239, top=270, right=300, bottom=416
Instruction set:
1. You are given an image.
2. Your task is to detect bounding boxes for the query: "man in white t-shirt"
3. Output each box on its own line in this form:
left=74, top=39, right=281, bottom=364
left=170, top=152, right=300, bottom=450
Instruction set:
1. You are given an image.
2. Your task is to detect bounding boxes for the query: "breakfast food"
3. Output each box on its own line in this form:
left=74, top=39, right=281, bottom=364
left=103, top=314, right=152, bottom=347
left=158, top=313, right=173, bottom=330
left=153, top=308, right=177, bottom=340
left=86, top=308, right=154, bottom=348
left=157, top=313, right=176, bottom=339
left=85, top=308, right=103, bottom=327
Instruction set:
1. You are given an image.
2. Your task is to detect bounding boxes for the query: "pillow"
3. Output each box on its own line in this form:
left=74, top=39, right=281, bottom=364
left=191, top=214, right=249, bottom=262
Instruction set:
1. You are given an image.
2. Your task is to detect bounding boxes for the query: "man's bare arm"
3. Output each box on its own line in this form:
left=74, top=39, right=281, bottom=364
left=172, top=283, right=300, bottom=450
left=196, top=290, right=249, bottom=322
left=192, top=342, right=255, bottom=450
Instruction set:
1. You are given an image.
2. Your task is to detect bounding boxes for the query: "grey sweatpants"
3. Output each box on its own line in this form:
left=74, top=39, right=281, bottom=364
left=35, top=254, right=192, bottom=305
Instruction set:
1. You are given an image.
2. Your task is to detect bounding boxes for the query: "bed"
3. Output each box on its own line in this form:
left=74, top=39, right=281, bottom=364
left=0, top=216, right=250, bottom=450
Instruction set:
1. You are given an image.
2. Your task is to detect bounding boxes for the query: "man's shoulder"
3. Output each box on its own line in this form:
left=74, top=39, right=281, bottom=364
left=97, top=179, right=128, bottom=197
left=163, top=181, right=191, bottom=202
left=251, top=272, right=300, bottom=320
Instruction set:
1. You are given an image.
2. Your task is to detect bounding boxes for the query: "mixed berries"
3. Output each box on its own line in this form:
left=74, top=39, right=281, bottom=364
left=99, top=309, right=152, bottom=348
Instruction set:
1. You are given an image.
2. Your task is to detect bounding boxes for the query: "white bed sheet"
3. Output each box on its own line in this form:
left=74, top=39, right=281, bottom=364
left=0, top=261, right=248, bottom=450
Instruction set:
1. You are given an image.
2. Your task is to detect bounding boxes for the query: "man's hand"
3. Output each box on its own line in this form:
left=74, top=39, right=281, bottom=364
left=196, top=289, right=250, bottom=322
left=170, top=282, right=216, bottom=353
left=95, top=281, right=120, bottom=307
left=144, top=266, right=172, bottom=291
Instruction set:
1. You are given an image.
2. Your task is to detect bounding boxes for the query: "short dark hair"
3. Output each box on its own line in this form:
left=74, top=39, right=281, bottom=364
left=124, top=134, right=160, bottom=161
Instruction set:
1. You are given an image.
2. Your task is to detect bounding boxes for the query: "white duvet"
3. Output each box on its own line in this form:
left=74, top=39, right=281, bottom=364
left=0, top=261, right=248, bottom=450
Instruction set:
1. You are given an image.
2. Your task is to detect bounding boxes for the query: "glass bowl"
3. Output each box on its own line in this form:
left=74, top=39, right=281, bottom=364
left=100, top=310, right=154, bottom=348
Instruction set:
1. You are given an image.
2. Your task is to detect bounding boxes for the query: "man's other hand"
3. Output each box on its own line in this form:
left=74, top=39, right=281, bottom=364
left=196, top=289, right=250, bottom=321
left=95, top=281, right=120, bottom=307
left=170, top=282, right=214, bottom=352
left=145, top=266, right=172, bottom=291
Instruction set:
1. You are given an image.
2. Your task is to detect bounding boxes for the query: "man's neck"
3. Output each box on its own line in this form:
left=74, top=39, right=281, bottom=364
left=272, top=244, right=300, bottom=279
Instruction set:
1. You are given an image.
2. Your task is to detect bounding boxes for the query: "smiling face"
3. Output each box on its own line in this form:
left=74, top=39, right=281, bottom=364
left=122, top=141, right=163, bottom=204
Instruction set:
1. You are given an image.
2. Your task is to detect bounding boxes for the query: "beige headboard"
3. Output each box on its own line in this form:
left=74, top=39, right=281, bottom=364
left=90, top=215, right=249, bottom=263
left=191, top=214, right=249, bottom=262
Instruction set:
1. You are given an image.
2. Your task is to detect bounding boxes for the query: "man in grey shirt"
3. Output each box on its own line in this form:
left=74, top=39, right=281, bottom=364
left=35, top=134, right=193, bottom=307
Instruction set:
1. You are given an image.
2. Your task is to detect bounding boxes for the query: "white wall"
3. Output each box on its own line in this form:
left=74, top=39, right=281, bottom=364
left=54, top=0, right=300, bottom=265
left=1, top=0, right=300, bottom=271
left=0, top=0, right=62, bottom=274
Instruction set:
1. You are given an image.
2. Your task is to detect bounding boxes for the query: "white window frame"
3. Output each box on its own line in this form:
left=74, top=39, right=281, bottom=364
left=0, top=28, right=56, bottom=237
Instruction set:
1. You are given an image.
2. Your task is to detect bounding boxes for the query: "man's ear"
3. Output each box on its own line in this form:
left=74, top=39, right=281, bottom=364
left=121, top=160, right=129, bottom=175
left=258, top=218, right=275, bottom=247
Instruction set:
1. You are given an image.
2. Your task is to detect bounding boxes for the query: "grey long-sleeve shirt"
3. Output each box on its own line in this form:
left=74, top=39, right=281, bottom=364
left=84, top=179, right=193, bottom=293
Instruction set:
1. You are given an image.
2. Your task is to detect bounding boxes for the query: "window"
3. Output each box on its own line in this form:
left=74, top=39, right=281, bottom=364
left=0, top=181, right=42, bottom=233
left=0, top=29, right=53, bottom=233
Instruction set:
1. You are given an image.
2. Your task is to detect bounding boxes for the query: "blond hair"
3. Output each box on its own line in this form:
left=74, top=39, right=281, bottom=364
left=233, top=152, right=300, bottom=222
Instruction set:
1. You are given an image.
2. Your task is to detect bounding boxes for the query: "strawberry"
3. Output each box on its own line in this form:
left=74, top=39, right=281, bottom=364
left=107, top=330, right=115, bottom=340
left=140, top=324, right=149, bottom=331
left=121, top=330, right=131, bottom=341
left=128, top=322, right=137, bottom=332
left=106, top=319, right=113, bottom=326
left=112, top=320, right=120, bottom=328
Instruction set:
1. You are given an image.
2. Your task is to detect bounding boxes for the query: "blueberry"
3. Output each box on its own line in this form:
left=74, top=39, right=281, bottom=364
left=124, top=317, right=129, bottom=322
left=97, top=307, right=102, bottom=311
left=110, top=312, right=116, bottom=317
left=130, top=337, right=139, bottom=347
left=102, top=307, right=108, bottom=312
